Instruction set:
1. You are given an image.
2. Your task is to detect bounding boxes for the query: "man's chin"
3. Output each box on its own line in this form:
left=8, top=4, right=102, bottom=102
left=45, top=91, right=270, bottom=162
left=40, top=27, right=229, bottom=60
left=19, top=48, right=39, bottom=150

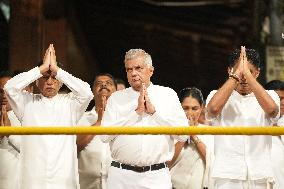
left=131, top=83, right=142, bottom=91
left=43, top=92, right=57, bottom=98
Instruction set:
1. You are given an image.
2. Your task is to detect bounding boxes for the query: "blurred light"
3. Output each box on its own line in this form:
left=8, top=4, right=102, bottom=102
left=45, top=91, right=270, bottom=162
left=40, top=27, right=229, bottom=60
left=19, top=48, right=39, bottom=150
left=0, top=1, right=10, bottom=21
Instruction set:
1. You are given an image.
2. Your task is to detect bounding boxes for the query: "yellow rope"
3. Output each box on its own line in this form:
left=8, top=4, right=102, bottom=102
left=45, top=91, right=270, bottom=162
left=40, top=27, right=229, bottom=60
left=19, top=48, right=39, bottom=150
left=1, top=126, right=284, bottom=135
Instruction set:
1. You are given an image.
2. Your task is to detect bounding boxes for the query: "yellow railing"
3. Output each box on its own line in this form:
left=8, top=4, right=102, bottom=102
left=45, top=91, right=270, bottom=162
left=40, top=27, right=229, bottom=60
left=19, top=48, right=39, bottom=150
left=1, top=126, right=284, bottom=135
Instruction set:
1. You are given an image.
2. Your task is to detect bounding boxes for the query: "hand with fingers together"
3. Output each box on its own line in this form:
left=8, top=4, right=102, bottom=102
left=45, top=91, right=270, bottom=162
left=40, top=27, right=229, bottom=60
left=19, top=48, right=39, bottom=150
left=136, top=83, right=146, bottom=115
left=144, top=87, right=156, bottom=115
left=39, top=44, right=59, bottom=75
left=40, top=44, right=52, bottom=74
left=188, top=114, right=198, bottom=127
left=229, top=46, right=244, bottom=83
left=96, top=94, right=107, bottom=122
left=241, top=46, right=253, bottom=78
left=49, top=44, right=59, bottom=74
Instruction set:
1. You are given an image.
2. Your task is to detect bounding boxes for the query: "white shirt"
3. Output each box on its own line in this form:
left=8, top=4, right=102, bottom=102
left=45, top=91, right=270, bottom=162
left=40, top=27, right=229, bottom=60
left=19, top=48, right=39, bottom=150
left=271, top=116, right=284, bottom=189
left=170, top=124, right=214, bottom=189
left=101, top=84, right=189, bottom=166
left=278, top=116, right=284, bottom=143
left=206, top=90, right=280, bottom=180
left=0, top=110, right=21, bottom=189
left=4, top=67, right=93, bottom=189
left=77, top=108, right=112, bottom=189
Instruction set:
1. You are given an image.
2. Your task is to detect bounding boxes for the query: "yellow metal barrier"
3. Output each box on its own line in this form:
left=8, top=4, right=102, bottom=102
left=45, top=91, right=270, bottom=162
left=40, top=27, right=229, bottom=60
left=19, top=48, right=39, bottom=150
left=1, top=126, right=284, bottom=135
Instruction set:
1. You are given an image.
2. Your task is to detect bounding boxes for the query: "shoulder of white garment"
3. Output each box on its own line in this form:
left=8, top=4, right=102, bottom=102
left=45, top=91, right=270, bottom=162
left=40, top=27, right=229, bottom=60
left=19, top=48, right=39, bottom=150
left=205, top=90, right=217, bottom=106
left=106, top=87, right=135, bottom=102
left=266, top=90, right=280, bottom=101
left=148, top=84, right=178, bottom=98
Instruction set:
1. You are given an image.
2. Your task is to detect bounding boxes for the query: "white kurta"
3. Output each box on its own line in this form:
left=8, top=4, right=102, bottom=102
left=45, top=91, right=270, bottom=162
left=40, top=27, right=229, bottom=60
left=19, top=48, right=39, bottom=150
left=206, top=90, right=280, bottom=182
left=170, top=125, right=214, bottom=189
left=77, top=109, right=112, bottom=189
left=271, top=116, right=284, bottom=189
left=4, top=67, right=93, bottom=189
left=101, top=84, right=189, bottom=166
left=0, top=111, right=21, bottom=189
left=101, top=84, right=188, bottom=189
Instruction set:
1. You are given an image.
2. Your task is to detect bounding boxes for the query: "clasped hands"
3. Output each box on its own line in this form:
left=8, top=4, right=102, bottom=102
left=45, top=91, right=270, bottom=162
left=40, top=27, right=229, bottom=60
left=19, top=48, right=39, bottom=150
left=229, top=46, right=252, bottom=81
left=39, top=44, right=59, bottom=75
left=136, top=83, right=156, bottom=116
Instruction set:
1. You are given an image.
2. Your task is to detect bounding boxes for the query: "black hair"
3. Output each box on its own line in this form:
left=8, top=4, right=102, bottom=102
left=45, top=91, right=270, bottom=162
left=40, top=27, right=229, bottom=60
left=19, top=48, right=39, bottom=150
left=178, top=87, right=204, bottom=106
left=264, top=80, right=284, bottom=91
left=92, top=73, right=117, bottom=89
left=0, top=70, right=14, bottom=79
left=228, top=48, right=261, bottom=69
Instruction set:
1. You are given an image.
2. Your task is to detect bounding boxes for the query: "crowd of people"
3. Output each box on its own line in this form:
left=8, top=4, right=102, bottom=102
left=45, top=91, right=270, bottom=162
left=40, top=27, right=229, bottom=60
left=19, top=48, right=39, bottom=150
left=0, top=44, right=284, bottom=189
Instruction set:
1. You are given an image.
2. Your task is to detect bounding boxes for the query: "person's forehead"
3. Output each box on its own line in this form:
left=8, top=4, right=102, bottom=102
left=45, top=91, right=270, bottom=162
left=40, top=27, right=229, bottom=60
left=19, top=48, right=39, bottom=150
left=182, top=96, right=201, bottom=106
left=276, top=90, right=284, bottom=97
left=125, top=56, right=146, bottom=67
left=95, top=75, right=113, bottom=82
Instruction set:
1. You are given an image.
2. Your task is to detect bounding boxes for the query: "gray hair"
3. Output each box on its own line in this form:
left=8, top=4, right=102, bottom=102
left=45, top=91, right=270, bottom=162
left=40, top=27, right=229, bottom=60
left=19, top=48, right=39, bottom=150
left=124, top=49, right=153, bottom=67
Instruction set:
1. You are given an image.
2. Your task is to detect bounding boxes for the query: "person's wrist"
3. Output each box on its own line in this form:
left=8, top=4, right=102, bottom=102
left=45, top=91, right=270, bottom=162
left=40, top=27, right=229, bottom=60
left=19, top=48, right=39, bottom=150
left=135, top=107, right=144, bottom=115
left=229, top=72, right=240, bottom=83
left=191, top=136, right=201, bottom=145
left=51, top=65, right=59, bottom=74
left=39, top=65, right=49, bottom=74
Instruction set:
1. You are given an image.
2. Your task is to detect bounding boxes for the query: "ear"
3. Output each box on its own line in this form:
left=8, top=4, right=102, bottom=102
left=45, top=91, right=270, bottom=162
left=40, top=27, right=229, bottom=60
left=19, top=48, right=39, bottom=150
left=227, top=67, right=232, bottom=75
left=255, top=68, right=260, bottom=79
left=149, top=66, right=154, bottom=76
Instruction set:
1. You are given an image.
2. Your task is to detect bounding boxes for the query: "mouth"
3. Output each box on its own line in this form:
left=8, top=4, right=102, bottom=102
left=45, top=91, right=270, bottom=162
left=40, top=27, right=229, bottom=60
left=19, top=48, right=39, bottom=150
left=45, top=87, right=54, bottom=91
left=99, top=88, right=110, bottom=92
left=132, top=78, right=141, bottom=83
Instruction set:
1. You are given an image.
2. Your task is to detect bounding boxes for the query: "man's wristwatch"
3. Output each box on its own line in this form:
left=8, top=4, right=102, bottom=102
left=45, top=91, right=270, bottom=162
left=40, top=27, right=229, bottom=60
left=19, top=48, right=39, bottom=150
left=191, top=136, right=202, bottom=145
left=228, top=71, right=240, bottom=83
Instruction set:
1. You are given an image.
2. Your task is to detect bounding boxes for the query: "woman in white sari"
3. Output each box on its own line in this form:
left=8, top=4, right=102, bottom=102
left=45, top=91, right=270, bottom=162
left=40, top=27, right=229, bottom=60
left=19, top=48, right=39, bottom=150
left=169, top=87, right=214, bottom=189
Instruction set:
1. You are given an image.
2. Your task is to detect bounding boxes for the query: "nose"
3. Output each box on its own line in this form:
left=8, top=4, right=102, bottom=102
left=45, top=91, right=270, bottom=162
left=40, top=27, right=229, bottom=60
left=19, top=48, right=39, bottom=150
left=101, top=82, right=107, bottom=87
left=131, top=69, right=138, bottom=77
left=185, top=110, right=193, bottom=119
left=240, top=74, right=246, bottom=82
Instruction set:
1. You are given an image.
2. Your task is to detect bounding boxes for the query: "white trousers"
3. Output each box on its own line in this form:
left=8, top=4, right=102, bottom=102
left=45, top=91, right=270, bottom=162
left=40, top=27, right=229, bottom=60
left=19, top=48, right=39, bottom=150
left=214, top=179, right=273, bottom=189
left=107, top=166, right=172, bottom=189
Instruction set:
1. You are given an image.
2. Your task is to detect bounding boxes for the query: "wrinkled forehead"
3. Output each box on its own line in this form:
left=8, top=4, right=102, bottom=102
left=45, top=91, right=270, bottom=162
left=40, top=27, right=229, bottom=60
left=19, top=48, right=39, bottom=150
left=125, top=54, right=146, bottom=66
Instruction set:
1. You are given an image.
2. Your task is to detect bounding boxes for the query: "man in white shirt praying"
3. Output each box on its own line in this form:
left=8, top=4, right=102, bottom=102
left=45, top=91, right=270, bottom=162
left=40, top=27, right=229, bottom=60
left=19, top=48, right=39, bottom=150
left=77, top=73, right=117, bottom=189
left=206, top=46, right=280, bottom=189
left=100, top=48, right=189, bottom=189
left=4, top=44, right=93, bottom=189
